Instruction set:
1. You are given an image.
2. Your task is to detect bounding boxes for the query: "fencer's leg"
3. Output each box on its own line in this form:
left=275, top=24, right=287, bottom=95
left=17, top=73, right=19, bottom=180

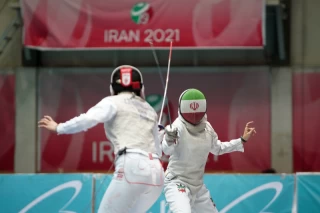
left=191, top=184, right=219, bottom=213
left=97, top=170, right=144, bottom=213
left=164, top=181, right=192, bottom=213
left=128, top=184, right=163, bottom=213
left=98, top=154, right=164, bottom=213
left=128, top=157, right=165, bottom=213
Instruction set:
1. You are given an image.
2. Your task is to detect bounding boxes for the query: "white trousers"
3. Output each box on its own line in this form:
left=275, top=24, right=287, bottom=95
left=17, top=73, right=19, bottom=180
left=98, top=152, right=164, bottom=213
left=164, top=181, right=219, bottom=213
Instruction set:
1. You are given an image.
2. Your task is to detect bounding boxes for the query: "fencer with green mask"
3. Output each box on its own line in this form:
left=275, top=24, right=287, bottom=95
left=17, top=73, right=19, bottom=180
left=162, top=88, right=256, bottom=213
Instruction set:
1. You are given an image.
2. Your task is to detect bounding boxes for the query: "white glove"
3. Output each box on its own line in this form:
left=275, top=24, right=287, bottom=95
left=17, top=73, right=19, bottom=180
left=165, top=126, right=178, bottom=146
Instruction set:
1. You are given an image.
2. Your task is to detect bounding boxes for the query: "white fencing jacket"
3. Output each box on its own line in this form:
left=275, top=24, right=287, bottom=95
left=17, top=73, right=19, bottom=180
left=57, top=92, right=162, bottom=157
left=162, top=114, right=244, bottom=194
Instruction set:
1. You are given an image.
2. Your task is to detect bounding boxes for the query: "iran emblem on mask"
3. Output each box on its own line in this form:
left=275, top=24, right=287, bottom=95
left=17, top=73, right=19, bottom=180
left=179, top=89, right=206, bottom=125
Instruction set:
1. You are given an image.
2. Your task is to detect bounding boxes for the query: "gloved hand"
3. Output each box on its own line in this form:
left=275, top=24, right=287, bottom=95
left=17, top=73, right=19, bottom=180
left=165, top=126, right=178, bottom=146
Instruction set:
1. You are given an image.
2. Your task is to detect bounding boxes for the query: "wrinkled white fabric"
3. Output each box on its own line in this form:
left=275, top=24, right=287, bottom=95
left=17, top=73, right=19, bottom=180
left=57, top=92, right=162, bottom=156
left=162, top=114, right=244, bottom=195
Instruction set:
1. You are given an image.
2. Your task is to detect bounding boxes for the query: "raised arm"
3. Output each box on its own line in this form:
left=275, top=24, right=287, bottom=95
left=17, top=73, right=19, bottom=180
left=38, top=97, right=117, bottom=134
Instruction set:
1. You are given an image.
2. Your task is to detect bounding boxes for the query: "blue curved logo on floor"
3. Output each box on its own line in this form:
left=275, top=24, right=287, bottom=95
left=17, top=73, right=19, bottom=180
left=0, top=173, right=305, bottom=213
left=0, top=174, right=93, bottom=213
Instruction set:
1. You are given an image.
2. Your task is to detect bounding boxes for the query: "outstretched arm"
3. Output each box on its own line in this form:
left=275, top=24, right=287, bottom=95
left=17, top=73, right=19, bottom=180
left=210, top=121, right=256, bottom=155
left=210, top=135, right=244, bottom=155
left=38, top=98, right=117, bottom=134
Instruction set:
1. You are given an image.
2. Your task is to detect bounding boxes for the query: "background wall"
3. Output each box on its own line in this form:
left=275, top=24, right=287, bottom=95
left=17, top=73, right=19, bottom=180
left=0, top=70, right=15, bottom=172
left=0, top=66, right=297, bottom=174
left=37, top=67, right=271, bottom=173
left=3, top=67, right=319, bottom=174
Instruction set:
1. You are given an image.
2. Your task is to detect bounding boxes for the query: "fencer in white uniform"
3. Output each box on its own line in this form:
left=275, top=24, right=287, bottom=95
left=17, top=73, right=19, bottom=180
left=38, top=65, right=165, bottom=213
left=162, top=89, right=256, bottom=213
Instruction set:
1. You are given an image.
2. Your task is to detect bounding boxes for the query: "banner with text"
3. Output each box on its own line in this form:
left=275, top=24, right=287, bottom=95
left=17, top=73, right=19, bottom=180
left=21, top=0, right=264, bottom=49
left=0, top=74, right=15, bottom=172
left=38, top=67, right=270, bottom=173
